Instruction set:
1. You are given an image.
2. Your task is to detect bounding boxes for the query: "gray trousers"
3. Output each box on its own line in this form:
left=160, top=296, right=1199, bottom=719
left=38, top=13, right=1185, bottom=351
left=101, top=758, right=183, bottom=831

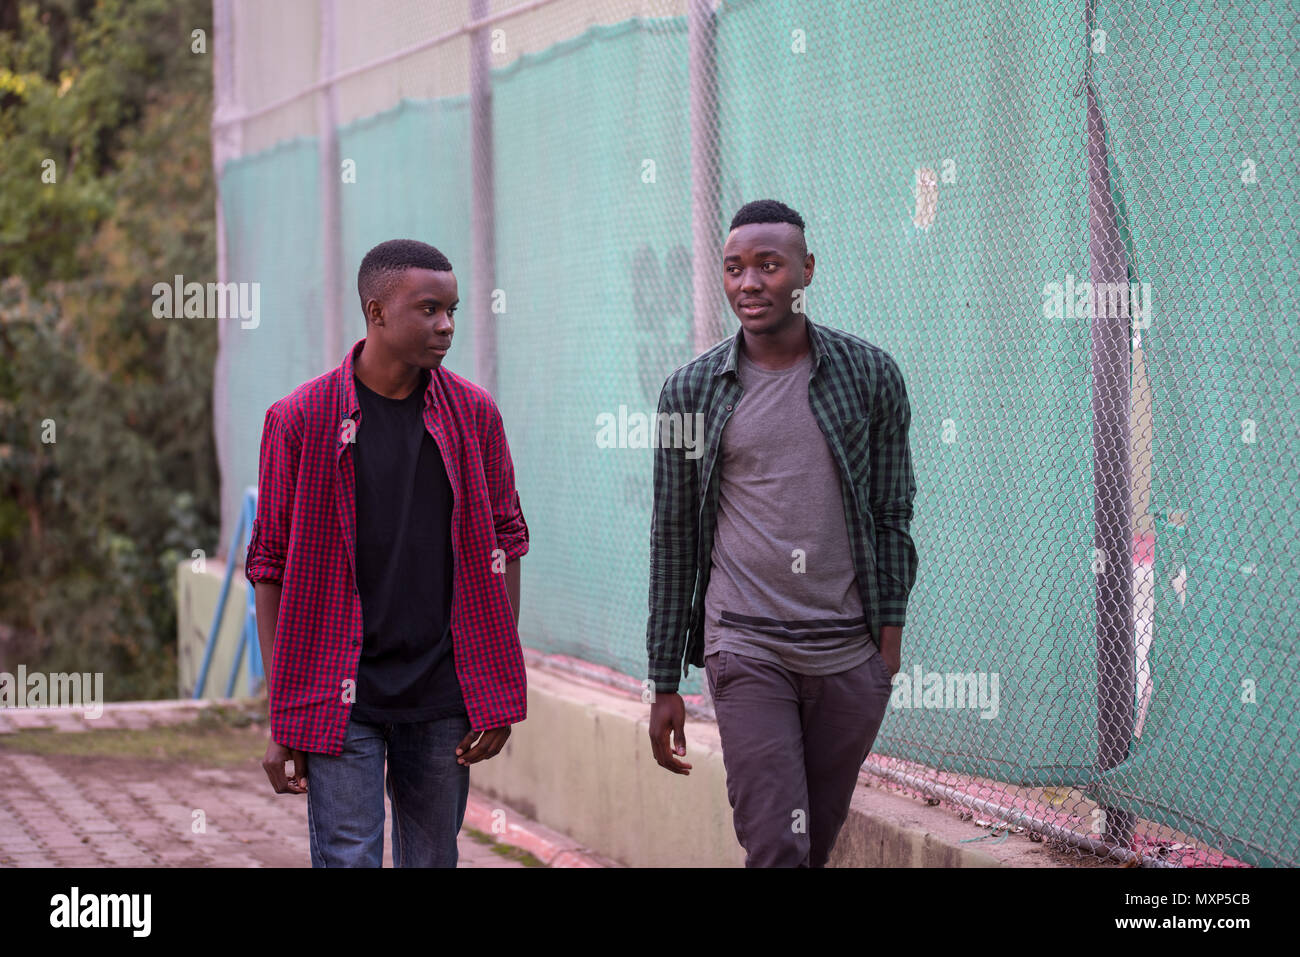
left=706, top=648, right=893, bottom=867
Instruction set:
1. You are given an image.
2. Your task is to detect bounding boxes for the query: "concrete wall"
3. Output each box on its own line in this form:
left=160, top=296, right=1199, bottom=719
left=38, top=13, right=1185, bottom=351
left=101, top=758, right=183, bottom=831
left=469, top=665, right=1056, bottom=868
left=175, top=561, right=253, bottom=700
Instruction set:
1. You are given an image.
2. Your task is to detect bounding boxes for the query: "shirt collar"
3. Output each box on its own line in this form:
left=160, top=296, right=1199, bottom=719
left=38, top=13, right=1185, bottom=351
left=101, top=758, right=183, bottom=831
left=340, top=336, right=438, bottom=418
left=713, top=316, right=827, bottom=379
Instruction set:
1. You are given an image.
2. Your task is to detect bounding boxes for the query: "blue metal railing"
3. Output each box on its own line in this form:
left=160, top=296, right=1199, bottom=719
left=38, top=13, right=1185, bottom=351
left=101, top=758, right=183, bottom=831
left=193, top=486, right=263, bottom=698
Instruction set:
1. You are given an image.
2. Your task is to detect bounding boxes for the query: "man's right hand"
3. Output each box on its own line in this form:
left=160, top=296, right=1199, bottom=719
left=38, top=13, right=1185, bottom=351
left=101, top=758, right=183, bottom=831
left=649, top=692, right=692, bottom=775
left=263, top=738, right=308, bottom=794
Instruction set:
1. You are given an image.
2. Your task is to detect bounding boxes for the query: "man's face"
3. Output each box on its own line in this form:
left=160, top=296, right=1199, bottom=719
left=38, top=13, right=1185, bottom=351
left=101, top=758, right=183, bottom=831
left=721, top=222, right=812, bottom=335
left=367, top=267, right=458, bottom=369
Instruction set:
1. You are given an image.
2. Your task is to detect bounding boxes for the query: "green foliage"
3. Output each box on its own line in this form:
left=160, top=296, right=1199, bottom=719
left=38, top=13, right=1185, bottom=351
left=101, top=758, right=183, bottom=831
left=0, top=0, right=217, bottom=698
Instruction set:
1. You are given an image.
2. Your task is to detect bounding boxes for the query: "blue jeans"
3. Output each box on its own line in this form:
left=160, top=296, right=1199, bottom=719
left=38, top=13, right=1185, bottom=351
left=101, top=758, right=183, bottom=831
left=305, top=713, right=471, bottom=867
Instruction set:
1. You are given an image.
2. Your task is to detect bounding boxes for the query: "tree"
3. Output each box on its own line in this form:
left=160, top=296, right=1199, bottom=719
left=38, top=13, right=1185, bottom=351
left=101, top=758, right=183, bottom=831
left=0, top=0, right=217, bottom=698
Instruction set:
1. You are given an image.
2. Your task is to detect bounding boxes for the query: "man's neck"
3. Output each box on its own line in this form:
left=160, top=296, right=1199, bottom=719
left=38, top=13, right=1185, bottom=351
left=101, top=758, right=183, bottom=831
left=354, top=339, right=425, bottom=399
left=740, top=315, right=811, bottom=370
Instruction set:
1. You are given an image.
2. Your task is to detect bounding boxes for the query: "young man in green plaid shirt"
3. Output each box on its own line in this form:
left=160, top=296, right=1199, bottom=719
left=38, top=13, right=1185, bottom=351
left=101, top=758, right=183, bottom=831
left=645, top=199, right=918, bottom=867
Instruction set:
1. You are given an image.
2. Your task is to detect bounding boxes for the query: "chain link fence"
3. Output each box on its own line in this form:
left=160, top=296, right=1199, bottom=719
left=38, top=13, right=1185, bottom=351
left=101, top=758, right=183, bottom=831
left=210, top=0, right=1297, bottom=867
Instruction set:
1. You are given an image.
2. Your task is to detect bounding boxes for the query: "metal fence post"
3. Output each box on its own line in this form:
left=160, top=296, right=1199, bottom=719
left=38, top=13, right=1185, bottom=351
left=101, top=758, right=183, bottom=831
left=1084, top=0, right=1136, bottom=849
left=210, top=0, right=240, bottom=556
left=689, top=0, right=722, bottom=355
left=470, top=0, right=497, bottom=394
left=317, top=0, right=344, bottom=369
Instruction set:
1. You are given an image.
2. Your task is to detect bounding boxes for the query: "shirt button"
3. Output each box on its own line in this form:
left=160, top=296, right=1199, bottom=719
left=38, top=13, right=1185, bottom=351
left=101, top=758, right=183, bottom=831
left=725, top=404, right=732, bottom=410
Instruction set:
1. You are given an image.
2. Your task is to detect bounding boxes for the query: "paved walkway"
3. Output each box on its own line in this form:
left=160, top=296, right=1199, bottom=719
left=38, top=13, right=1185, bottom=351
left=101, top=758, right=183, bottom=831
left=0, top=700, right=607, bottom=868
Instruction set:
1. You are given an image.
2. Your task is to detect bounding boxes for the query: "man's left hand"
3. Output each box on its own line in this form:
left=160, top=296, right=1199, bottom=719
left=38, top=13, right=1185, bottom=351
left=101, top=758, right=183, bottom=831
left=878, top=625, right=903, bottom=677
left=456, top=726, right=511, bottom=765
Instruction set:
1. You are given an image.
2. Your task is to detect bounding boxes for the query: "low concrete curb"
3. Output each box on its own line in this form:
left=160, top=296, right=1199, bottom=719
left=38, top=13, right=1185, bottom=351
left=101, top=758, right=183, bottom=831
left=470, top=658, right=1106, bottom=867
left=0, top=698, right=244, bottom=734
left=464, top=788, right=616, bottom=868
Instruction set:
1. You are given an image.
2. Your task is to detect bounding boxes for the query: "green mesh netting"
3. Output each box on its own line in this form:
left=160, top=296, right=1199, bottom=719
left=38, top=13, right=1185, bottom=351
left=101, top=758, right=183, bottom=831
left=1085, top=0, right=1299, bottom=867
left=216, top=1, right=1296, bottom=865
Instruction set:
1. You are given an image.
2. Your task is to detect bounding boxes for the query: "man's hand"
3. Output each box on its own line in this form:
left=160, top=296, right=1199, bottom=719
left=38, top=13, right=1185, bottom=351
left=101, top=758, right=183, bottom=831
left=263, top=738, right=308, bottom=794
left=456, top=726, right=511, bottom=765
left=649, top=692, right=692, bottom=775
left=878, top=625, right=903, bottom=677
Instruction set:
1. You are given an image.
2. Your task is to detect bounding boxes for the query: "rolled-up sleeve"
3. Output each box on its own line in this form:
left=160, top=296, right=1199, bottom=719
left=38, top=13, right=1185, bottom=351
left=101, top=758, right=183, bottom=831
left=245, top=403, right=298, bottom=585
left=482, top=399, right=529, bottom=563
left=869, top=352, right=918, bottom=626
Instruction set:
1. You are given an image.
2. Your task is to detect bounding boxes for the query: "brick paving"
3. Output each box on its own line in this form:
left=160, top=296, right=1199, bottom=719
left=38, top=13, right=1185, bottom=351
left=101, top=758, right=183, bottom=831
left=0, top=700, right=560, bottom=868
left=0, top=749, right=534, bottom=868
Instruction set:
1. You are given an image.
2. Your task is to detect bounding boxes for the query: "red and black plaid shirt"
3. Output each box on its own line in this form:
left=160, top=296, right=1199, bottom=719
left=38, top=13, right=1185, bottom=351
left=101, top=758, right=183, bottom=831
left=245, top=338, right=529, bottom=754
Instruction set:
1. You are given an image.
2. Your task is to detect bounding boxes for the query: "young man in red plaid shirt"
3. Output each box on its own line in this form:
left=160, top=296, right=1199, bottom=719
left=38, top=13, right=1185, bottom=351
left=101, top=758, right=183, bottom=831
left=246, top=239, right=529, bottom=867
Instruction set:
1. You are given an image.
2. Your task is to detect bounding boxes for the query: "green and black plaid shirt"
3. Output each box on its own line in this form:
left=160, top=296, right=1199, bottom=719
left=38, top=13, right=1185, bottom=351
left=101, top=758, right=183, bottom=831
left=646, top=317, right=918, bottom=694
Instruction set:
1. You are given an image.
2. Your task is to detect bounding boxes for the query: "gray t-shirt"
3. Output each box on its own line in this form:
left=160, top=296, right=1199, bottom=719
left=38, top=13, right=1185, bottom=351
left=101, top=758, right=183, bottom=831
left=703, top=348, right=876, bottom=674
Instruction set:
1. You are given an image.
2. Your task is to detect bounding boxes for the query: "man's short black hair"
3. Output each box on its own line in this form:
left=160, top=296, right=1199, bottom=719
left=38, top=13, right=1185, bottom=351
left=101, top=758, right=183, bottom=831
left=728, top=199, right=807, bottom=254
left=729, top=198, right=806, bottom=234
left=357, top=239, right=453, bottom=316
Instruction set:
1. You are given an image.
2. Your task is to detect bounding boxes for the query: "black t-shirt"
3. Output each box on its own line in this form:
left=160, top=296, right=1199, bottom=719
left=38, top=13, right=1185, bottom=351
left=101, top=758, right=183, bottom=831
left=349, top=369, right=464, bottom=723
